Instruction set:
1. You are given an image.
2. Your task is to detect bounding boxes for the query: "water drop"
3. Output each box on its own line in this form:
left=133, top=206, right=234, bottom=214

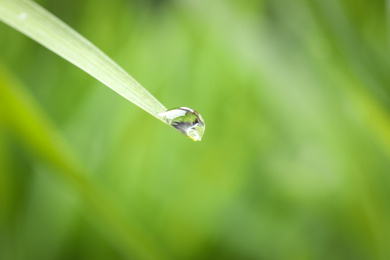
left=158, top=107, right=205, bottom=141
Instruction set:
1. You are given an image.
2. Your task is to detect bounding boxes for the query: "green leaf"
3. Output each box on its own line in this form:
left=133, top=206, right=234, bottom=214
left=0, top=0, right=166, bottom=120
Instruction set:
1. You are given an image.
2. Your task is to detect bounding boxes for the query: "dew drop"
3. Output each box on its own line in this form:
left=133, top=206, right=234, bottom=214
left=158, top=107, right=205, bottom=141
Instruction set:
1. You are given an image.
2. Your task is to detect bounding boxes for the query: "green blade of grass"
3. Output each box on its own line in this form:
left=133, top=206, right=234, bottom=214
left=0, top=0, right=166, bottom=120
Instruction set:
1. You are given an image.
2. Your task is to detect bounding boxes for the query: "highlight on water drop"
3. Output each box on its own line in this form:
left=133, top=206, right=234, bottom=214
left=158, top=107, right=205, bottom=141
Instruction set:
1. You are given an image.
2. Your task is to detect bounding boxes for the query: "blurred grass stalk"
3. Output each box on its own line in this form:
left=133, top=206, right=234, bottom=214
left=0, top=63, right=167, bottom=260
left=0, top=0, right=166, bottom=119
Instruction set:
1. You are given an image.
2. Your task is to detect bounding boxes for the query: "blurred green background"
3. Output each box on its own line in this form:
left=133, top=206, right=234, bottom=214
left=1, top=0, right=390, bottom=259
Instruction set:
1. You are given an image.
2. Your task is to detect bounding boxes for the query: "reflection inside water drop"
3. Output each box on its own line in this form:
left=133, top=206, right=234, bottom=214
left=158, top=107, right=205, bottom=141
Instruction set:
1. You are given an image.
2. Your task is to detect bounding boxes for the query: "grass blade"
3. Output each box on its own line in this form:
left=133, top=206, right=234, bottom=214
left=0, top=0, right=167, bottom=120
